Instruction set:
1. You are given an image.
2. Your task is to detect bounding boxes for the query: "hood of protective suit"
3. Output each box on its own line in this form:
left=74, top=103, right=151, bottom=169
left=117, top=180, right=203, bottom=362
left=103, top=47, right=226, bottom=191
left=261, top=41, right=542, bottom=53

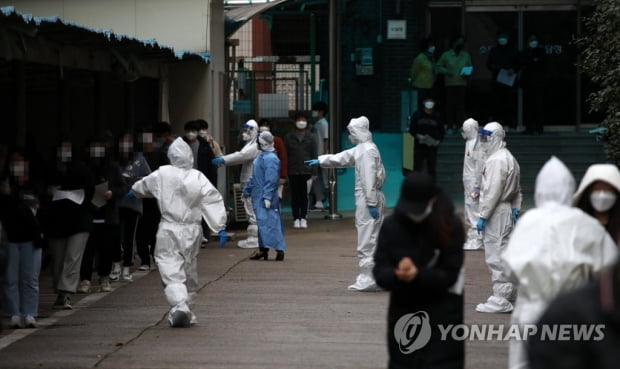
left=462, top=118, right=479, bottom=140
left=573, top=163, right=620, bottom=205
left=347, top=116, right=372, bottom=144
left=258, top=131, right=275, bottom=151
left=167, top=137, right=194, bottom=169
left=535, top=156, right=575, bottom=207
left=482, top=121, right=506, bottom=155
left=243, top=119, right=259, bottom=141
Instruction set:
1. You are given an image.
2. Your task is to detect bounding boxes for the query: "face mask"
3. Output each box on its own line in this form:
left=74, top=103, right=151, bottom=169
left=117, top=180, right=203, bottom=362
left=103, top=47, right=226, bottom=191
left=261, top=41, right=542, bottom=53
left=461, top=130, right=468, bottom=140
left=427, top=46, right=436, bottom=54
left=90, top=146, right=105, bottom=158
left=348, top=134, right=358, bottom=145
left=454, top=39, right=465, bottom=47
left=10, top=161, right=26, bottom=177
left=242, top=132, right=252, bottom=141
left=408, top=202, right=434, bottom=223
left=199, top=129, right=208, bottom=138
left=140, top=133, right=153, bottom=144
left=528, top=40, right=538, bottom=48
left=296, top=120, right=308, bottom=129
left=259, top=126, right=270, bottom=132
left=311, top=111, right=318, bottom=118
left=58, top=148, right=72, bottom=162
left=590, top=190, right=617, bottom=212
left=186, top=131, right=198, bottom=141
left=498, top=38, right=508, bottom=46
left=424, top=101, right=435, bottom=110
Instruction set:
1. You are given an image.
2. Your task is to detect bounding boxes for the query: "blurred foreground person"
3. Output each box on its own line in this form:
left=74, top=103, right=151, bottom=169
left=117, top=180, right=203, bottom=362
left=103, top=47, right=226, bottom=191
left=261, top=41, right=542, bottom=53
left=374, top=172, right=465, bottom=369
left=502, top=156, right=617, bottom=369
left=131, top=138, right=228, bottom=327
left=528, top=206, right=620, bottom=369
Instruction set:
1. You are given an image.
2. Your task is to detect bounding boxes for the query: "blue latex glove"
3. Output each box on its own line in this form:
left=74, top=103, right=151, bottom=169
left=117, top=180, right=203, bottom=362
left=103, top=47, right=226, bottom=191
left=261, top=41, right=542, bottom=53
left=212, top=156, right=225, bottom=166
left=511, top=208, right=519, bottom=224
left=218, top=230, right=228, bottom=248
left=368, top=206, right=379, bottom=220
left=476, top=218, right=486, bottom=234
left=126, top=190, right=136, bottom=199
left=304, top=159, right=319, bottom=166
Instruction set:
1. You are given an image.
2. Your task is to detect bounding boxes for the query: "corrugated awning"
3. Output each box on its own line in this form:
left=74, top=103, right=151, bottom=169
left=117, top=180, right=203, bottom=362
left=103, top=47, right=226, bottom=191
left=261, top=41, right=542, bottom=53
left=0, top=6, right=210, bottom=63
left=225, top=0, right=289, bottom=37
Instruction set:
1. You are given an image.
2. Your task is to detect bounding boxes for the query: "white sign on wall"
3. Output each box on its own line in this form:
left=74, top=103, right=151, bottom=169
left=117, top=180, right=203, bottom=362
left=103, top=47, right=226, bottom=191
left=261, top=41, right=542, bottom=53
left=387, top=20, right=407, bottom=40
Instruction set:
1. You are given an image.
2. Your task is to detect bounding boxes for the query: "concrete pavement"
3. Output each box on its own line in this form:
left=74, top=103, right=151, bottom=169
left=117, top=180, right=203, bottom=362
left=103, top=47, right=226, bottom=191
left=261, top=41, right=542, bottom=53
left=0, top=211, right=509, bottom=369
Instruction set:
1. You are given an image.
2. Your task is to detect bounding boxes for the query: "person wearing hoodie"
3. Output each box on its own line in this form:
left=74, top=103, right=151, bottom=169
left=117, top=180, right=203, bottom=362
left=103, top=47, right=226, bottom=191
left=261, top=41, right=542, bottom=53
left=243, top=131, right=287, bottom=261
left=461, top=118, right=485, bottom=250
left=475, top=121, right=522, bottom=313
left=305, top=116, right=385, bottom=291
left=502, top=156, right=617, bottom=369
left=130, top=138, right=228, bottom=327
left=212, top=120, right=260, bottom=248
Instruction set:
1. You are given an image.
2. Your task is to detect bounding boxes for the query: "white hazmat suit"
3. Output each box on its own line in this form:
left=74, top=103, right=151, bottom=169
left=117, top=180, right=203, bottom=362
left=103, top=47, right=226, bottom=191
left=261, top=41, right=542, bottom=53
left=317, top=116, right=386, bottom=291
left=502, top=156, right=618, bottom=369
left=476, top=122, right=522, bottom=313
left=132, top=138, right=227, bottom=327
left=461, top=118, right=485, bottom=250
left=219, top=120, right=260, bottom=248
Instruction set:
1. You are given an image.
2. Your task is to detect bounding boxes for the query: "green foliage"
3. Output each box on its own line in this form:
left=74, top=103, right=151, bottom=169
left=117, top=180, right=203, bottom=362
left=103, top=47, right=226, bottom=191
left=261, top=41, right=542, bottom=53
left=578, top=0, right=620, bottom=164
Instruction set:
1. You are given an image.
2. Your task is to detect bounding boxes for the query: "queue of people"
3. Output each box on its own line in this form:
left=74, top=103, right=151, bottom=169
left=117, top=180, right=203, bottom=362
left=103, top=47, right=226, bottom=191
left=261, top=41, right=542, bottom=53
left=1, top=109, right=619, bottom=369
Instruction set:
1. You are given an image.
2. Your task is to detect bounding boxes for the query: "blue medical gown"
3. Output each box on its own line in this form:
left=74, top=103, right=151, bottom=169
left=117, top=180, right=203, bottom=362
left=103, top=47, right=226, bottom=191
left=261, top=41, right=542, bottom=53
left=243, top=151, right=287, bottom=251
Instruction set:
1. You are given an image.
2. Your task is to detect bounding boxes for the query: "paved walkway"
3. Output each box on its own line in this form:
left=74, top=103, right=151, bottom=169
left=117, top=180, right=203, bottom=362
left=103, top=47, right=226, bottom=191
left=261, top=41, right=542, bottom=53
left=0, top=211, right=509, bottom=369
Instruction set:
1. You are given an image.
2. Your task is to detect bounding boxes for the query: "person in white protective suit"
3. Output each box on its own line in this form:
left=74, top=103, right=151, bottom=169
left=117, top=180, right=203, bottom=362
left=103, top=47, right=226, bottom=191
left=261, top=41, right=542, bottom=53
left=305, top=116, right=386, bottom=291
left=243, top=131, right=287, bottom=261
left=502, top=156, right=618, bottom=369
left=461, top=118, right=485, bottom=250
left=212, top=120, right=260, bottom=249
left=475, top=121, right=522, bottom=313
left=130, top=138, right=228, bottom=327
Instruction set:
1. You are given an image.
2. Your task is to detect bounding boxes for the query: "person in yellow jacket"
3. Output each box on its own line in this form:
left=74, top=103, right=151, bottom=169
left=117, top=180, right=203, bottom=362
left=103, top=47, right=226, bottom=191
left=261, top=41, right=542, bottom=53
left=410, top=38, right=437, bottom=112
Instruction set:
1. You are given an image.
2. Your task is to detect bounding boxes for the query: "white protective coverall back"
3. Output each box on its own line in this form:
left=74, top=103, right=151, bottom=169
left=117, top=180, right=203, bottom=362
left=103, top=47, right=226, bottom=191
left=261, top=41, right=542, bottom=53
left=221, top=120, right=260, bottom=248
left=502, top=156, right=618, bottom=369
left=462, top=118, right=485, bottom=250
left=477, top=122, right=522, bottom=313
left=318, top=116, right=386, bottom=291
left=132, top=138, right=227, bottom=325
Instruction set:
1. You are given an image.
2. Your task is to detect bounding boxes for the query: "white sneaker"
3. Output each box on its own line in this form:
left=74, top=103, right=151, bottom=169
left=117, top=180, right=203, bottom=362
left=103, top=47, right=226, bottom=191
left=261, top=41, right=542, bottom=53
left=121, top=267, right=133, bottom=282
left=300, top=218, right=308, bottom=228
left=24, top=315, right=37, bottom=328
left=109, top=262, right=121, bottom=281
left=99, top=277, right=112, bottom=292
left=293, top=219, right=301, bottom=228
left=314, top=201, right=324, bottom=209
left=138, top=264, right=150, bottom=272
left=10, top=315, right=22, bottom=329
left=77, top=280, right=91, bottom=294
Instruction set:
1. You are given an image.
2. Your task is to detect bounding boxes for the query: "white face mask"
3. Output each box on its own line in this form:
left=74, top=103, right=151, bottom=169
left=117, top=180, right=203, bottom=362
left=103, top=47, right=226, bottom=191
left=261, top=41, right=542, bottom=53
left=424, top=101, right=435, bottom=110
left=590, top=190, right=617, bottom=212
left=528, top=40, right=538, bottom=48
left=199, top=129, right=208, bottom=138
left=296, top=120, right=307, bottom=129
left=259, top=126, right=270, bottom=132
left=427, top=46, right=436, bottom=54
left=408, top=202, right=434, bottom=223
left=186, top=131, right=198, bottom=141
left=242, top=132, right=252, bottom=141
left=348, top=134, right=358, bottom=145
left=311, top=111, right=318, bottom=118
left=498, top=37, right=508, bottom=46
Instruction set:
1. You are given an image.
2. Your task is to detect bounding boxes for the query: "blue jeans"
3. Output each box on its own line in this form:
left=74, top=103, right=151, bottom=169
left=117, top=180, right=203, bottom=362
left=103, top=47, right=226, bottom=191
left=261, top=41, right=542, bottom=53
left=4, top=242, right=42, bottom=317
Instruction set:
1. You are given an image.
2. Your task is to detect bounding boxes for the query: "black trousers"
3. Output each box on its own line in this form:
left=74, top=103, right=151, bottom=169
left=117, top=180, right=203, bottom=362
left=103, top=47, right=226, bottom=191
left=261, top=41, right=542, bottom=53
left=80, top=223, right=120, bottom=280
left=413, top=144, right=439, bottom=180
left=523, top=85, right=545, bottom=133
left=288, top=174, right=311, bottom=220
left=136, top=199, right=160, bottom=266
left=119, top=207, right=140, bottom=267
left=445, top=86, right=466, bottom=130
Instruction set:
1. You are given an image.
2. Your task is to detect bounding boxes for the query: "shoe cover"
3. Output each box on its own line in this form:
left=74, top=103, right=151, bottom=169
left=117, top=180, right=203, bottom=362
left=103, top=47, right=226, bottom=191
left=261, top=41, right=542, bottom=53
left=237, top=237, right=258, bottom=249
left=347, top=273, right=381, bottom=292
left=475, top=296, right=514, bottom=313
left=463, top=239, right=483, bottom=250
left=189, top=312, right=198, bottom=326
left=169, top=310, right=191, bottom=327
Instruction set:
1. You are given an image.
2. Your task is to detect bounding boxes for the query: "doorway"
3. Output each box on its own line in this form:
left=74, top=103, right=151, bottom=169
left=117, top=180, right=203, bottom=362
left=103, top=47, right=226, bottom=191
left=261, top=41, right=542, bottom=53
left=429, top=4, right=592, bottom=128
